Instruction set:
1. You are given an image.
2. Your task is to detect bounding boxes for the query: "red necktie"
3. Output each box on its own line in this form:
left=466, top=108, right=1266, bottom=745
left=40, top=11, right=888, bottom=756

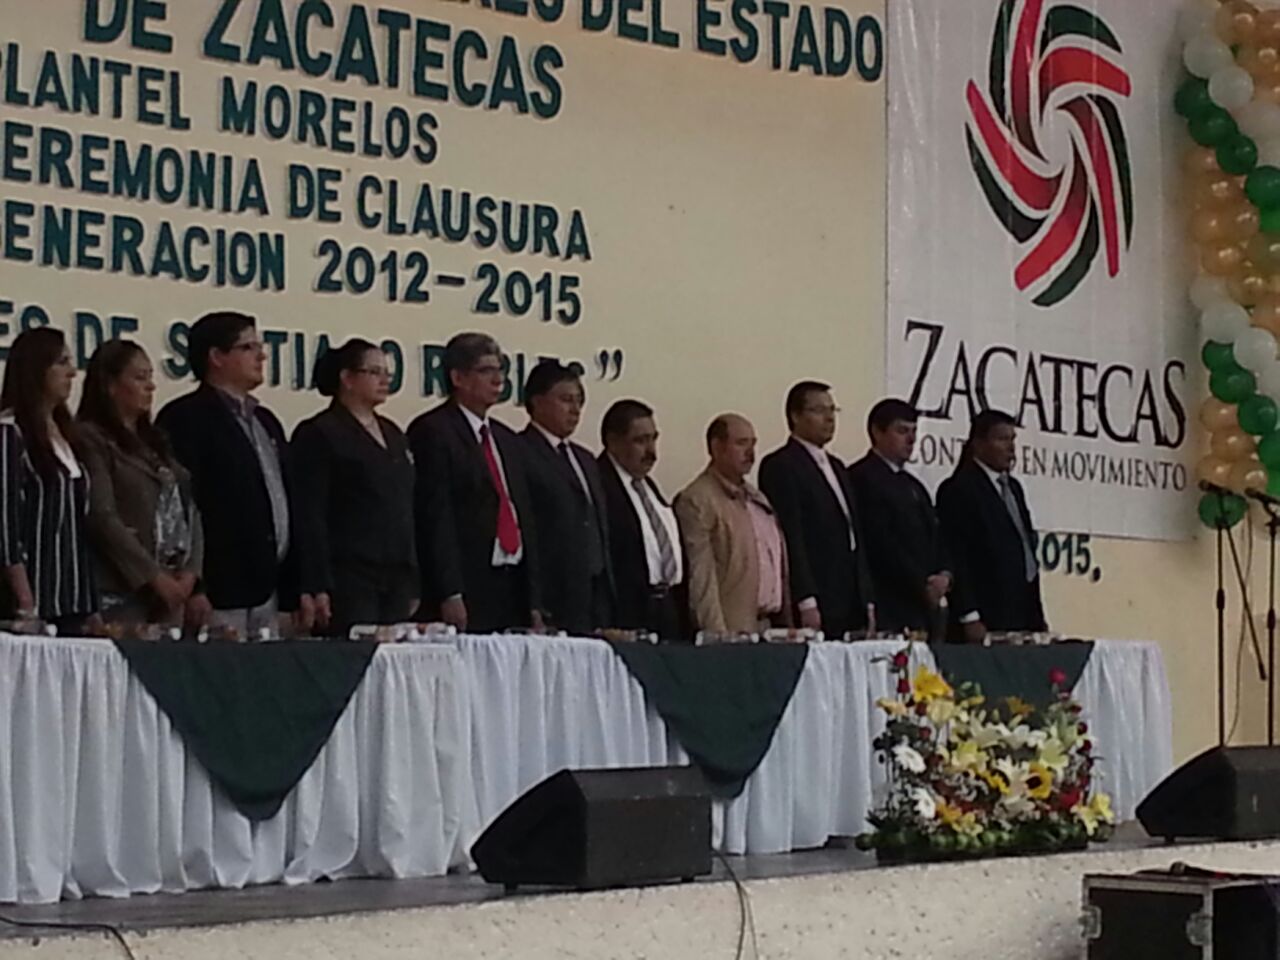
left=480, top=424, right=521, bottom=554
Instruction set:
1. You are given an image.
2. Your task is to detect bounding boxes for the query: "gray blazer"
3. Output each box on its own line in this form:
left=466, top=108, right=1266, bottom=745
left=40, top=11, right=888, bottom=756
left=80, top=421, right=204, bottom=597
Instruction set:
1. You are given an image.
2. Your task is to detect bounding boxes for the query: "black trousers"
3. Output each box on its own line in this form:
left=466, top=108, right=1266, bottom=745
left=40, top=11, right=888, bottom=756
left=330, top=562, right=417, bottom=637
left=644, top=588, right=685, bottom=643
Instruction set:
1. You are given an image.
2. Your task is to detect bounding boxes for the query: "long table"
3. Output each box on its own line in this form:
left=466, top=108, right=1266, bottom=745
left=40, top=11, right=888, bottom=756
left=0, top=633, right=1172, bottom=903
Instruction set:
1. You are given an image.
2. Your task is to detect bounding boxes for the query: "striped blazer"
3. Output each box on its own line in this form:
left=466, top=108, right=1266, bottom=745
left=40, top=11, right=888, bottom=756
left=0, top=414, right=96, bottom=620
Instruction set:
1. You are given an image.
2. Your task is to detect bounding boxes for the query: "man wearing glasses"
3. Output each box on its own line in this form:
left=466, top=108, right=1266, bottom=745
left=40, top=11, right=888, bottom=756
left=156, top=311, right=305, bottom=637
left=758, top=381, right=875, bottom=638
left=407, top=332, right=543, bottom=633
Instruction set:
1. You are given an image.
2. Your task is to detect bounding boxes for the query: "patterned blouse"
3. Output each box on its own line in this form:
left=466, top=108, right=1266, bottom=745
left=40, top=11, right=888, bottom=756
left=0, top=414, right=96, bottom=619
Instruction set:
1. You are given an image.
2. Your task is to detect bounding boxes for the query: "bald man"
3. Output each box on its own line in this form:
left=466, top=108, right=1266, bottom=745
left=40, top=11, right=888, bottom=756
left=674, top=415, right=791, bottom=635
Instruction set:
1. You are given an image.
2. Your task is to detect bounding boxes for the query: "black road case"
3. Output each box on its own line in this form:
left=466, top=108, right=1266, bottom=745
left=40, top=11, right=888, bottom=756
left=1083, top=868, right=1280, bottom=959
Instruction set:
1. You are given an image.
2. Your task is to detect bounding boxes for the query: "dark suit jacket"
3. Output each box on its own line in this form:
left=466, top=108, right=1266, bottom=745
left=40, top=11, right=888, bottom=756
left=757, top=438, right=873, bottom=634
left=290, top=403, right=417, bottom=595
left=155, top=385, right=298, bottom=610
left=596, top=453, right=687, bottom=635
left=521, top=426, right=614, bottom=635
left=407, top=401, right=541, bottom=621
left=935, top=460, right=1047, bottom=634
left=848, top=452, right=948, bottom=633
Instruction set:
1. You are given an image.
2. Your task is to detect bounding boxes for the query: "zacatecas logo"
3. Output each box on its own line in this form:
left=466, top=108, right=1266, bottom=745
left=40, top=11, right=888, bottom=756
left=964, top=0, right=1133, bottom=308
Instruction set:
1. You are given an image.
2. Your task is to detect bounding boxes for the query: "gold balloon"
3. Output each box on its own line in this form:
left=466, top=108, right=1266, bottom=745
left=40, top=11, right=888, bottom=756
left=1228, top=204, right=1262, bottom=242
left=1231, top=458, right=1270, bottom=495
left=1257, top=75, right=1280, bottom=105
left=1239, top=44, right=1277, bottom=78
left=1255, top=296, right=1280, bottom=337
left=1230, top=268, right=1270, bottom=306
left=1248, top=234, right=1280, bottom=270
left=1185, top=145, right=1224, bottom=177
left=1199, top=455, right=1238, bottom=489
left=1213, top=426, right=1259, bottom=462
left=1218, top=1, right=1260, bottom=45
left=1193, top=208, right=1231, bottom=244
left=1259, top=8, right=1280, bottom=46
left=1203, top=241, right=1247, bottom=276
left=1201, top=397, right=1240, bottom=432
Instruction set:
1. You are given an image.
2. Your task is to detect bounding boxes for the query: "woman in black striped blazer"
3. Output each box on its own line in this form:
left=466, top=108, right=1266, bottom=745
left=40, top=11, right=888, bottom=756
left=0, top=328, right=97, bottom=629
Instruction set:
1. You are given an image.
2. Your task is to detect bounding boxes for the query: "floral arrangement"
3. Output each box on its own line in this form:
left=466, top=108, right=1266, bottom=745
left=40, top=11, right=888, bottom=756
left=856, top=647, right=1115, bottom=862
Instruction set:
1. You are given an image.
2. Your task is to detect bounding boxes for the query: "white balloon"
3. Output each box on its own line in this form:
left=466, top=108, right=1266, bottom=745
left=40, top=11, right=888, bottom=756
left=1185, top=35, right=1236, bottom=79
left=1210, top=66, right=1256, bottom=111
left=1203, top=301, right=1252, bottom=342
left=1259, top=139, right=1280, bottom=168
left=1178, top=0, right=1217, bottom=40
left=1235, top=327, right=1280, bottom=372
left=1191, top=275, right=1231, bottom=311
left=1237, top=102, right=1280, bottom=141
left=1258, top=362, right=1280, bottom=402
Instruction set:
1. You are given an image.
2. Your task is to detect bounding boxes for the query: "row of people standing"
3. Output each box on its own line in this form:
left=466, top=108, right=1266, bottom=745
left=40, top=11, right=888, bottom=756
left=0, top=316, right=1047, bottom=642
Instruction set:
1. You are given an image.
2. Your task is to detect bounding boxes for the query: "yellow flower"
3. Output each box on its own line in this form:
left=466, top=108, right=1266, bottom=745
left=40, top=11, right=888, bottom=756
left=876, top=697, right=908, bottom=718
left=1003, top=696, right=1035, bottom=719
left=948, top=739, right=986, bottom=773
left=1026, top=762, right=1054, bottom=800
left=979, top=768, right=1010, bottom=795
left=927, top=698, right=957, bottom=725
left=912, top=667, right=953, bottom=703
left=1073, top=791, right=1114, bottom=837
left=1038, top=737, right=1069, bottom=774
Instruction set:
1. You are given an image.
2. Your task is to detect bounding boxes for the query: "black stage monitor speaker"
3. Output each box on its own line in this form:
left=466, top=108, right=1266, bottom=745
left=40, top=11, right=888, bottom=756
left=1137, top=746, right=1280, bottom=840
left=471, top=766, right=713, bottom=891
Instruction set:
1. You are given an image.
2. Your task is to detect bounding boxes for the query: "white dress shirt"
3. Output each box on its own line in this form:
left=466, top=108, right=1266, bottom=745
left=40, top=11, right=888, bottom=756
left=610, top=455, right=683, bottom=587
left=459, top=405, right=523, bottom=566
left=959, top=460, right=1029, bottom=624
left=796, top=437, right=856, bottom=550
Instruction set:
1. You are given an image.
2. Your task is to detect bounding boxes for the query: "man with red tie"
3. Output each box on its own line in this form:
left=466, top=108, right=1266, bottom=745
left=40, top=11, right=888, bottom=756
left=408, top=333, right=543, bottom=633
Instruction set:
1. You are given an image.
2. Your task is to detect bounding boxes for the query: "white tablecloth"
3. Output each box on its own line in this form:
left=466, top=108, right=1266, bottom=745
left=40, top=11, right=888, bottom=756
left=454, top=635, right=1173, bottom=856
left=0, top=635, right=477, bottom=904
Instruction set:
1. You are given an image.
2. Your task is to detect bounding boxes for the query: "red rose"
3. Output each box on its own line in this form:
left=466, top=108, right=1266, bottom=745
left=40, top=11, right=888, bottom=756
left=1059, top=788, right=1082, bottom=811
left=898, top=678, right=911, bottom=694
left=916, top=703, right=929, bottom=716
left=893, top=652, right=910, bottom=669
left=1049, top=668, right=1068, bottom=687
left=1078, top=722, right=1089, bottom=735
left=1081, top=741, right=1093, bottom=754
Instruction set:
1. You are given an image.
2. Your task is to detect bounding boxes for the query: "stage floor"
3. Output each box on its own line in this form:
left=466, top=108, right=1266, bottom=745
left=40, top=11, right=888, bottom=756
left=0, top=823, right=1184, bottom=939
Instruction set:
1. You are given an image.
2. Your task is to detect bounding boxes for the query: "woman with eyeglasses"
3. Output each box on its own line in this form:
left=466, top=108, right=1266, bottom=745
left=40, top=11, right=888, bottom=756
left=291, top=338, right=417, bottom=636
left=0, top=328, right=97, bottom=629
left=78, top=340, right=209, bottom=628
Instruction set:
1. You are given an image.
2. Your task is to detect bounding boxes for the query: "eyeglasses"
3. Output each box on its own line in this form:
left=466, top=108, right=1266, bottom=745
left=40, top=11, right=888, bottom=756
left=471, top=363, right=504, bottom=376
left=353, top=367, right=391, bottom=379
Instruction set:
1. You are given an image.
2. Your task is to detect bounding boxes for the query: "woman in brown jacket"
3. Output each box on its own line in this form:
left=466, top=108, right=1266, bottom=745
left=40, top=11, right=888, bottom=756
left=78, top=341, right=208, bottom=627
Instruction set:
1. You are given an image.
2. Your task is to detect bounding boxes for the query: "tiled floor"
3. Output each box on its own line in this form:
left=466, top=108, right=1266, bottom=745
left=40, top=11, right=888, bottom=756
left=0, top=823, right=1169, bottom=939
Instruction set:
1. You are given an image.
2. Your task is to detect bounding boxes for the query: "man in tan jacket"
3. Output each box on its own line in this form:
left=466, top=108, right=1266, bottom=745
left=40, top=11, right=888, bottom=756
left=675, top=414, right=791, bottom=635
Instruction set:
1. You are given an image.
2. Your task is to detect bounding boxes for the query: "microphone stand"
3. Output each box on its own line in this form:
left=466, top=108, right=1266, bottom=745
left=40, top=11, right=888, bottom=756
left=1215, top=493, right=1228, bottom=747
left=1253, top=494, right=1280, bottom=747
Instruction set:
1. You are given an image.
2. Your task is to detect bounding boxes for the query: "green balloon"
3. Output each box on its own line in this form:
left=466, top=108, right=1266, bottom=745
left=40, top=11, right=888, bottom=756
left=1269, top=468, right=1280, bottom=499
left=1260, top=432, right=1280, bottom=470
left=1211, top=367, right=1258, bottom=403
left=1219, top=134, right=1260, bottom=176
left=1247, top=167, right=1280, bottom=209
left=1199, top=492, right=1247, bottom=530
left=1241, top=394, right=1280, bottom=435
left=1175, top=76, right=1213, bottom=120
left=1202, top=340, right=1238, bottom=372
left=1263, top=207, right=1280, bottom=235
left=1191, top=108, right=1239, bottom=148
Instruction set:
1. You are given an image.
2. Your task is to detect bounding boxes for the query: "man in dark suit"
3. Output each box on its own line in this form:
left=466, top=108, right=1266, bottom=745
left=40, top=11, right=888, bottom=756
left=407, top=332, right=542, bottom=633
left=758, top=381, right=874, bottom=637
left=849, top=399, right=952, bottom=637
left=936, top=409, right=1047, bottom=643
left=156, top=310, right=304, bottom=637
left=520, top=360, right=614, bottom=636
left=596, top=399, right=687, bottom=641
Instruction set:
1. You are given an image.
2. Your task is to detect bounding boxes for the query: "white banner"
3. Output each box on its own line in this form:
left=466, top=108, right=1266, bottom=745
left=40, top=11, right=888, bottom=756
left=887, top=0, right=1194, bottom=541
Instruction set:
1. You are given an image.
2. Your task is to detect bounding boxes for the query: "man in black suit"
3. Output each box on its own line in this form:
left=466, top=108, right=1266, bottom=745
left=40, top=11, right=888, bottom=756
left=407, top=332, right=542, bottom=633
left=936, top=409, right=1047, bottom=643
left=758, top=381, right=874, bottom=637
left=848, top=399, right=951, bottom=637
left=520, top=360, right=614, bottom=636
left=156, top=310, right=304, bottom=637
left=596, top=399, right=687, bottom=641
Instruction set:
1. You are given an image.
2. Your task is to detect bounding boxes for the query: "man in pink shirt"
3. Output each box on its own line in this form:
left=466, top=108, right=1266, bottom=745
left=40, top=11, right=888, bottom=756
left=674, top=414, right=791, bottom=635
